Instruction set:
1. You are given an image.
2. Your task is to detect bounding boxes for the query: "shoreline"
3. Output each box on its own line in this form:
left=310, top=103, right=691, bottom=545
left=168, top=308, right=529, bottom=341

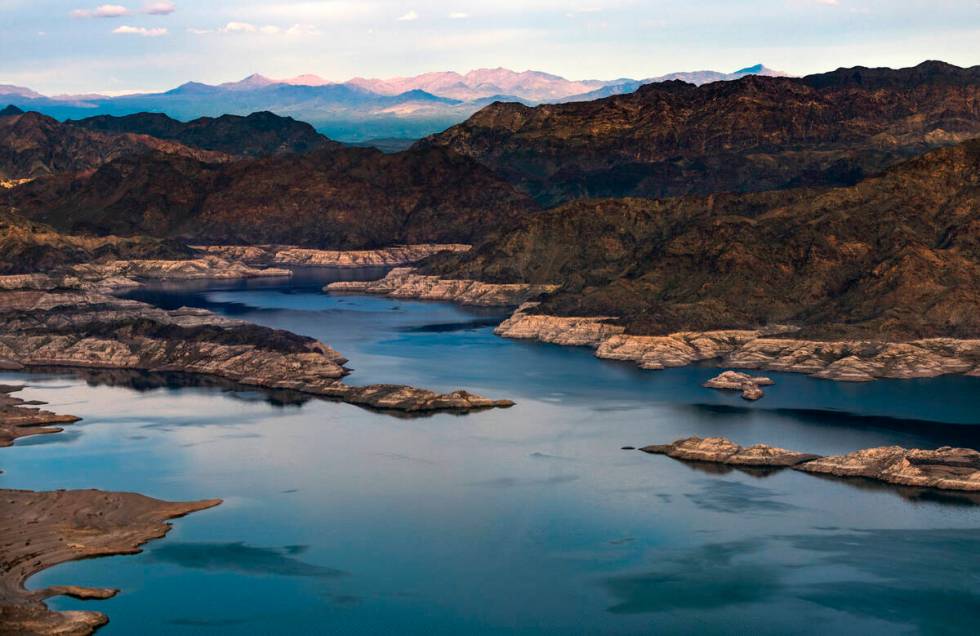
left=325, top=269, right=980, bottom=383
left=0, top=289, right=514, bottom=415
left=0, top=385, right=222, bottom=636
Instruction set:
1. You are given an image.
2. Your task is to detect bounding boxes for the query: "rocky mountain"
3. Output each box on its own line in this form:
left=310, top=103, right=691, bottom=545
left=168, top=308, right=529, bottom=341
left=347, top=68, right=612, bottom=102
left=423, top=138, right=980, bottom=341
left=0, top=108, right=229, bottom=180
left=0, top=210, right=192, bottom=275
left=69, top=111, right=337, bottom=157
left=422, top=61, right=980, bottom=205
left=2, top=145, right=537, bottom=248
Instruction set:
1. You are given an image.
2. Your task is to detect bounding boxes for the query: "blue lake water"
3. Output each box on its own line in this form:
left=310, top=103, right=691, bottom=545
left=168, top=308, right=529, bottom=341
left=3, top=269, right=980, bottom=635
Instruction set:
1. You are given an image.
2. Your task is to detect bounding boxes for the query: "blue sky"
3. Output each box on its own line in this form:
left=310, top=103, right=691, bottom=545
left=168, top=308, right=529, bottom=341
left=2, top=1, right=979, bottom=94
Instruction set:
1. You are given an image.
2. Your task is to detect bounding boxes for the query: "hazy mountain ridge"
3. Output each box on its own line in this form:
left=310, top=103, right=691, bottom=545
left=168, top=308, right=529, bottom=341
left=0, top=65, right=785, bottom=142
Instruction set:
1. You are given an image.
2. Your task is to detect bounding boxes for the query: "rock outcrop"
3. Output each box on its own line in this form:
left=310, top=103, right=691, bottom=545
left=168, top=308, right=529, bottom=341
left=798, top=446, right=980, bottom=491
left=326, top=268, right=557, bottom=307
left=0, top=488, right=220, bottom=636
left=197, top=243, right=470, bottom=268
left=640, top=437, right=819, bottom=467
left=0, top=290, right=512, bottom=414
left=703, top=370, right=774, bottom=400
left=67, top=255, right=290, bottom=282
left=641, top=437, right=980, bottom=492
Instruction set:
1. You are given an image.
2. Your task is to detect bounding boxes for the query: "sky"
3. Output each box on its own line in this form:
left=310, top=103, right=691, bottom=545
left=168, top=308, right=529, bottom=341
left=1, top=0, right=979, bottom=95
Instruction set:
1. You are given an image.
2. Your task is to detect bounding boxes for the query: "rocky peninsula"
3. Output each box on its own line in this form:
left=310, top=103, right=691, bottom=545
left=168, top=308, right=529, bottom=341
left=0, top=488, right=220, bottom=635
left=495, top=304, right=980, bottom=381
left=325, top=267, right=557, bottom=307
left=642, top=437, right=980, bottom=492
left=0, top=384, right=80, bottom=448
left=0, top=288, right=512, bottom=414
left=198, top=243, right=471, bottom=268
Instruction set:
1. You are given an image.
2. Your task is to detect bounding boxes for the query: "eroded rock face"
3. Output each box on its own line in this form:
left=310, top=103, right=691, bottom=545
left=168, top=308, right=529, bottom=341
left=0, top=489, right=220, bottom=636
left=198, top=244, right=470, bottom=268
left=326, top=268, right=557, bottom=307
left=703, top=370, right=774, bottom=400
left=494, top=308, right=980, bottom=382
left=640, top=437, right=820, bottom=467
left=67, top=255, right=290, bottom=281
left=798, top=446, right=980, bottom=491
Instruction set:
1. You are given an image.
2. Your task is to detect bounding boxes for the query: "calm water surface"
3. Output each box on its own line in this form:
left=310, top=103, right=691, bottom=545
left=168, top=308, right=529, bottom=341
left=3, top=268, right=979, bottom=635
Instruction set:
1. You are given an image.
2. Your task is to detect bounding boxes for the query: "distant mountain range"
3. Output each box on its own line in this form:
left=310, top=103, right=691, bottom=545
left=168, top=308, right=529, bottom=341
left=0, top=65, right=787, bottom=143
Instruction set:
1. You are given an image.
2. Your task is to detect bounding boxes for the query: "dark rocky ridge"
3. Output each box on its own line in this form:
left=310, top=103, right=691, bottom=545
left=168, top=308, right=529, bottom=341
left=3, top=145, right=537, bottom=248
left=70, top=111, right=337, bottom=158
left=0, top=210, right=192, bottom=275
left=0, top=109, right=229, bottom=180
left=424, top=139, right=980, bottom=340
left=422, top=61, right=980, bottom=205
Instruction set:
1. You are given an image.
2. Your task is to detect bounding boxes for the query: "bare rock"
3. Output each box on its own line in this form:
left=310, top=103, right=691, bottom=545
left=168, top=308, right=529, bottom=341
left=0, top=291, right=512, bottom=415
left=640, top=437, right=821, bottom=467
left=703, top=370, right=774, bottom=400
left=326, top=268, right=557, bottom=307
left=0, top=489, right=220, bottom=636
left=0, top=385, right=81, bottom=448
left=197, top=244, right=470, bottom=268
left=493, top=310, right=980, bottom=383
left=797, top=446, right=980, bottom=491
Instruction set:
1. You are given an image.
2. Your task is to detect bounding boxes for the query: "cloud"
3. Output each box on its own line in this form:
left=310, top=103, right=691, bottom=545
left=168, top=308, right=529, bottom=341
left=448, top=11, right=469, bottom=19
left=112, top=25, right=168, bottom=36
left=71, top=4, right=129, bottom=18
left=202, top=21, right=319, bottom=36
left=143, top=1, right=175, bottom=15
left=220, top=21, right=258, bottom=33
left=396, top=9, right=418, bottom=21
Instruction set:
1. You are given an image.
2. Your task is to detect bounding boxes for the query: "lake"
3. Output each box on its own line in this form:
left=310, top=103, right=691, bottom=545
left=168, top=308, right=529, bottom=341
left=3, top=269, right=979, bottom=635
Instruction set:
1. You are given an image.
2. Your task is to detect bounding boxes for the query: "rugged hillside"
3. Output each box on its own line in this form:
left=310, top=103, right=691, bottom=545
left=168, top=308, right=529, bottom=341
left=424, top=139, right=980, bottom=340
left=3, top=145, right=537, bottom=248
left=0, top=211, right=192, bottom=275
left=422, top=61, right=980, bottom=205
left=0, top=108, right=228, bottom=180
left=70, top=111, right=337, bottom=157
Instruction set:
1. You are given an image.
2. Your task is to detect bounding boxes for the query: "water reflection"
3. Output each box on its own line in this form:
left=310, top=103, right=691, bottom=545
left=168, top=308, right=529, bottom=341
left=5, top=270, right=980, bottom=635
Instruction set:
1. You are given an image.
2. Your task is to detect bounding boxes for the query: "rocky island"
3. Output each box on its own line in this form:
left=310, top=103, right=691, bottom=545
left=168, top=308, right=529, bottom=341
left=642, top=437, right=980, bottom=492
